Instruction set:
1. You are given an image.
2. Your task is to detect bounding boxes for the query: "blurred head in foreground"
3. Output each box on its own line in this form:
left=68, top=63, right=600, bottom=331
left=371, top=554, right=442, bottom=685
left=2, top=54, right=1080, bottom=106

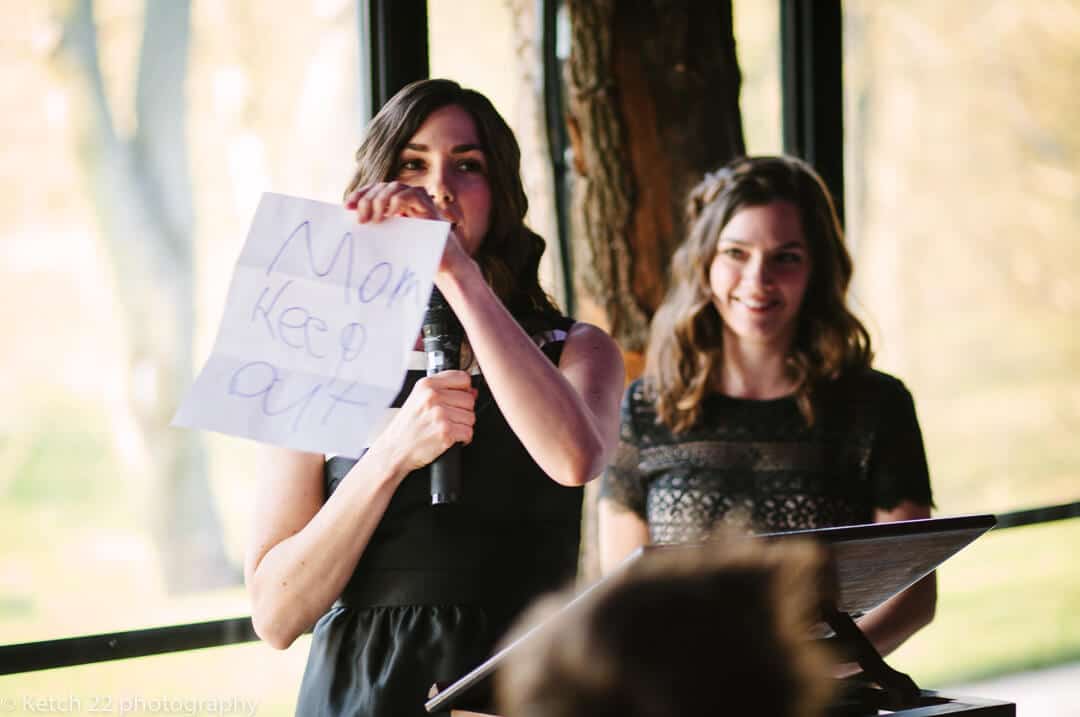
left=496, top=535, right=834, bottom=717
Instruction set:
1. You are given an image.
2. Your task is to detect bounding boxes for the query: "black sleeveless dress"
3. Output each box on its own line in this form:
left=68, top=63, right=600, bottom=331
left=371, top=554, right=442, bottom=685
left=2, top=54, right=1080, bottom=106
left=295, top=316, right=581, bottom=717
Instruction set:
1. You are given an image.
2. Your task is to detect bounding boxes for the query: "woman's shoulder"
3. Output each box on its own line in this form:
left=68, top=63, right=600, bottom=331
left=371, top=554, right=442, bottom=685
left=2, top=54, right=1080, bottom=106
left=540, top=316, right=623, bottom=375
left=821, top=369, right=918, bottom=430
left=519, top=310, right=573, bottom=338
left=511, top=310, right=574, bottom=362
left=831, top=368, right=913, bottom=399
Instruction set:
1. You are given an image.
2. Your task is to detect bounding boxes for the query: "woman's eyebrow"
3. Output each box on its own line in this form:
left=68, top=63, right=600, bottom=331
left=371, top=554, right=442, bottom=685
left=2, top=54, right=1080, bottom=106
left=402, top=143, right=484, bottom=154
left=717, top=238, right=807, bottom=250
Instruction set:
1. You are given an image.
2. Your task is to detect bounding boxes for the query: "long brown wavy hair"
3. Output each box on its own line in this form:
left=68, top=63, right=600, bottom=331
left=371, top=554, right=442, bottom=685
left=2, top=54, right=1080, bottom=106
left=645, top=155, right=873, bottom=432
left=344, top=78, right=562, bottom=329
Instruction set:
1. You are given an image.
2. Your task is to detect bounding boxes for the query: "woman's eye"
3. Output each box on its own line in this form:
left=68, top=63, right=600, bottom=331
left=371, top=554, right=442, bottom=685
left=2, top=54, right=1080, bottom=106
left=722, top=247, right=746, bottom=260
left=397, top=158, right=424, bottom=173
left=774, top=252, right=804, bottom=264
left=456, top=159, right=485, bottom=173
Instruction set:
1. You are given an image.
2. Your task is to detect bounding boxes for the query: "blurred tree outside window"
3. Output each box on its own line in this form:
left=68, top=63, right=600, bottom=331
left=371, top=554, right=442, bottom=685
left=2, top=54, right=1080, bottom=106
left=2, top=0, right=360, bottom=711
left=734, top=0, right=782, bottom=156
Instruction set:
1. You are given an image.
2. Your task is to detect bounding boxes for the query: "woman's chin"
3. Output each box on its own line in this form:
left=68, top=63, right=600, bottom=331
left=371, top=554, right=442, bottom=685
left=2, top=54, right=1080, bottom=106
left=727, top=322, right=797, bottom=350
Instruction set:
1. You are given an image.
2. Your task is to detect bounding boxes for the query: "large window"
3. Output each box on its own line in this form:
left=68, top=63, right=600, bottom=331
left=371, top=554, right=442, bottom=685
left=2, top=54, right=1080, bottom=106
left=734, top=0, right=782, bottom=155
left=1, top=1, right=357, bottom=712
left=843, top=0, right=1080, bottom=685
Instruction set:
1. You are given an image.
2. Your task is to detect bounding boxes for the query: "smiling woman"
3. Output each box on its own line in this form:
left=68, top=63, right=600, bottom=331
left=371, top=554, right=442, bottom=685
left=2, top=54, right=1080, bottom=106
left=598, top=155, right=937, bottom=662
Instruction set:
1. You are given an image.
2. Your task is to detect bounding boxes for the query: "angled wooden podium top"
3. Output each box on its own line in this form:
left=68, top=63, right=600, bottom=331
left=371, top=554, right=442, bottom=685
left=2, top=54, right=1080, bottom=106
left=758, top=513, right=997, bottom=617
left=426, top=514, right=1013, bottom=716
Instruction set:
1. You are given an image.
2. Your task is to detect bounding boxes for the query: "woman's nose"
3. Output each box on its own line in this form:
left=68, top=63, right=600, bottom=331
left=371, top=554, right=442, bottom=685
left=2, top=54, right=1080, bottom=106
left=744, top=255, right=773, bottom=286
left=426, top=167, right=454, bottom=206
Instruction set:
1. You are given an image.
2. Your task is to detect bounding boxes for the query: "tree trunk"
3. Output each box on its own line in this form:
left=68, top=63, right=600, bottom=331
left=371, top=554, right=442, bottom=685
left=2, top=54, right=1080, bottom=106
left=61, top=0, right=236, bottom=592
left=565, top=0, right=745, bottom=580
left=566, top=0, right=745, bottom=355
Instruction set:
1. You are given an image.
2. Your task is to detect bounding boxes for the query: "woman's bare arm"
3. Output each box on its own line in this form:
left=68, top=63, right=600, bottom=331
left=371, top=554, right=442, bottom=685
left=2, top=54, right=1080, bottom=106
left=244, top=371, right=477, bottom=648
left=856, top=500, right=937, bottom=656
left=348, top=183, right=625, bottom=487
left=598, top=499, right=652, bottom=573
left=437, top=248, right=624, bottom=486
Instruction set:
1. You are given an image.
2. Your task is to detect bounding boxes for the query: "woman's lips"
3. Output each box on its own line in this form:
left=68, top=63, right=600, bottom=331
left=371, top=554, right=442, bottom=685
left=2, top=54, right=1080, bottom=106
left=734, top=296, right=780, bottom=311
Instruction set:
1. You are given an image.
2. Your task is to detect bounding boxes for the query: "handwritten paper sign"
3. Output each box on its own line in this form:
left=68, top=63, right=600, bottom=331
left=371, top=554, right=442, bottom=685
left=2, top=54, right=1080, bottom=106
left=173, top=192, right=449, bottom=457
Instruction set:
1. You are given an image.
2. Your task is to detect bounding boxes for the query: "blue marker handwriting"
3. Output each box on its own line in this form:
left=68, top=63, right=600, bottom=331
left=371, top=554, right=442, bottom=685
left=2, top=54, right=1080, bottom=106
left=231, top=217, right=422, bottom=433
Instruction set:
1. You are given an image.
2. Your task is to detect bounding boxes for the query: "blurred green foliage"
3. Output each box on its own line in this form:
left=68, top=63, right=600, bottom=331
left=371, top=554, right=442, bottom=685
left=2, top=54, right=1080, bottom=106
left=895, top=520, right=1080, bottom=686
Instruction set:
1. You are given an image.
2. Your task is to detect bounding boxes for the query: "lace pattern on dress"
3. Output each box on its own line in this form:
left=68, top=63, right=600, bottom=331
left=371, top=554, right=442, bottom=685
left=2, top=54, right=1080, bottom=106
left=600, top=373, right=933, bottom=542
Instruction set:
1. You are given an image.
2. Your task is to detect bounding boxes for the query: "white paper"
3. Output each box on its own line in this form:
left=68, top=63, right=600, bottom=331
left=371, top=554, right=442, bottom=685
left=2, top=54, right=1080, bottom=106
left=173, top=192, right=449, bottom=458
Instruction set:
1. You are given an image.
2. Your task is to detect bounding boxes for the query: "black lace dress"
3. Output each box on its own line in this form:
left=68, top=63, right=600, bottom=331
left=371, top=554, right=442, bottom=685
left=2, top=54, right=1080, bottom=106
left=600, top=371, right=933, bottom=541
left=295, top=317, right=581, bottom=717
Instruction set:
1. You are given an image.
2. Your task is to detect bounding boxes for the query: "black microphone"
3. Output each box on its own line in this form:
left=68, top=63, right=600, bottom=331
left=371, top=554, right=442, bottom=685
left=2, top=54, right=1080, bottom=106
left=422, top=286, right=464, bottom=505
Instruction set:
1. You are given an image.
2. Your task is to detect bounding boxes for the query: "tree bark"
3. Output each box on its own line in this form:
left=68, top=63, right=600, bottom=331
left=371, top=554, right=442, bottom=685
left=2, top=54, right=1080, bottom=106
left=565, top=0, right=745, bottom=356
left=61, top=0, right=236, bottom=592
